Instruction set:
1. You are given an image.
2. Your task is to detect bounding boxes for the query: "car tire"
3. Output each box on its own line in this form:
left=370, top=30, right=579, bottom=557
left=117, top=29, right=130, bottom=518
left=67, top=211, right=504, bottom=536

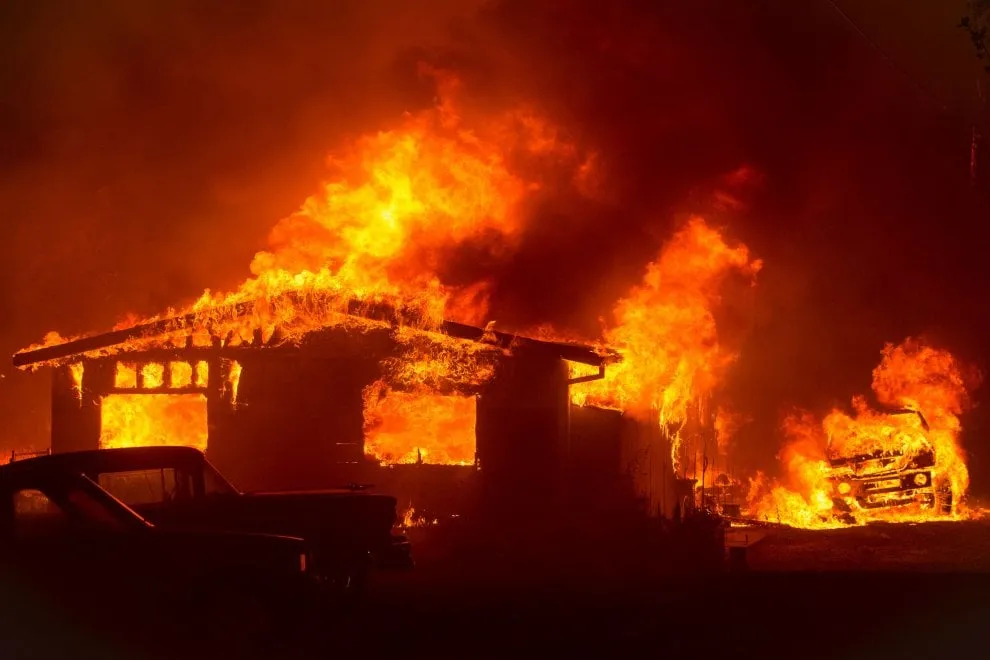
left=935, top=483, right=953, bottom=516
left=195, top=582, right=277, bottom=654
left=326, top=563, right=369, bottom=612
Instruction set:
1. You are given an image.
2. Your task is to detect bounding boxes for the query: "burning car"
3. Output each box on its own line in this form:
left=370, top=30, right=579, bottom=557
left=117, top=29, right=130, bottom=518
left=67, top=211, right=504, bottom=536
left=825, top=408, right=953, bottom=523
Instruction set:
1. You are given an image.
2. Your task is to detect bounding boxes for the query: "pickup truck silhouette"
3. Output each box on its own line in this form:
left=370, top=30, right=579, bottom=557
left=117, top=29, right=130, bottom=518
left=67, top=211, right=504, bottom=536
left=6, top=446, right=413, bottom=605
left=0, top=456, right=321, bottom=654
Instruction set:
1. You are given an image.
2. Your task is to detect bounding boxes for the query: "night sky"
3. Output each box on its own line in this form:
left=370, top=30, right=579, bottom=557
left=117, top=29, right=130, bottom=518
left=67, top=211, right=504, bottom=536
left=1, top=1, right=988, bottom=492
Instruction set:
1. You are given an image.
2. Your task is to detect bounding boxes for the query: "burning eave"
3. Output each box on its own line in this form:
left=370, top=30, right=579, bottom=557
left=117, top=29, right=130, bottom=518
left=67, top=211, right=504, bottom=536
left=12, top=294, right=620, bottom=387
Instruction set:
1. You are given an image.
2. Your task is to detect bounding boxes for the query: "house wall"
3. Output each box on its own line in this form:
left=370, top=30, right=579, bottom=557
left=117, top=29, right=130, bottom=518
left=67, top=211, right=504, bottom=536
left=48, top=345, right=672, bottom=522
left=51, top=361, right=110, bottom=454
left=211, top=353, right=377, bottom=492
left=475, top=352, right=571, bottom=523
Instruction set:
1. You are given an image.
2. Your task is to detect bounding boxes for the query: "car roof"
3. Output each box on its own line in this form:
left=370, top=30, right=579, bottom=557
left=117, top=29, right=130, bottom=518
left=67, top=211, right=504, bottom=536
left=0, top=446, right=206, bottom=480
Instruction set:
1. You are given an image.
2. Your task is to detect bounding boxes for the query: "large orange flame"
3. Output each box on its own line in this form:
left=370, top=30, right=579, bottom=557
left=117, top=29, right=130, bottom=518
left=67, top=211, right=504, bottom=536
left=570, top=217, right=761, bottom=471
left=100, top=394, right=208, bottom=452
left=748, top=338, right=981, bottom=528
left=184, top=68, right=590, bottom=346
left=24, top=69, right=596, bottom=464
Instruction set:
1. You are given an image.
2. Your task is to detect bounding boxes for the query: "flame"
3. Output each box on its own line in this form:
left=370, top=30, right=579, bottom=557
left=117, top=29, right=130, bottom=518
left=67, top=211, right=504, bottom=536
left=228, top=361, right=243, bottom=404
left=363, top=381, right=476, bottom=465
left=383, top=327, right=499, bottom=392
left=177, top=67, right=585, bottom=348
left=399, top=505, right=439, bottom=529
left=746, top=412, right=842, bottom=529
left=748, top=339, right=981, bottom=528
left=115, top=363, right=138, bottom=388
left=570, top=217, right=761, bottom=471
left=21, top=68, right=588, bottom=362
left=195, top=361, right=209, bottom=387
left=141, top=363, right=165, bottom=388
left=100, top=394, right=208, bottom=451
left=17, top=69, right=596, bottom=466
left=68, top=363, right=84, bottom=399
left=172, top=362, right=193, bottom=388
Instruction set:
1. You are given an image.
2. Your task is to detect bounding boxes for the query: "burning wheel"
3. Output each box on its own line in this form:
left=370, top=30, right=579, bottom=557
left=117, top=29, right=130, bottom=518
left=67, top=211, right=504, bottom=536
left=935, top=482, right=953, bottom=516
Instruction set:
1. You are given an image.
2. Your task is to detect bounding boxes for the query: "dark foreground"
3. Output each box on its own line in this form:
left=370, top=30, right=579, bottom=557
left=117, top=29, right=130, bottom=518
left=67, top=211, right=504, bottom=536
left=5, top=519, right=990, bottom=659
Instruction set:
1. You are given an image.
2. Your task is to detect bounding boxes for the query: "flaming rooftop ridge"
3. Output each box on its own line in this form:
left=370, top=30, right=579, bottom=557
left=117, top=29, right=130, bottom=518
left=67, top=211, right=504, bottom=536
left=12, top=294, right=619, bottom=369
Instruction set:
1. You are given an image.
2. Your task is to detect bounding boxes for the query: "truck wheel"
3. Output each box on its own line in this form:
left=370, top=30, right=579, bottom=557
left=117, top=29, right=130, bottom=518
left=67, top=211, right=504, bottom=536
left=935, top=483, right=953, bottom=516
left=196, top=583, right=276, bottom=652
left=327, top=564, right=369, bottom=611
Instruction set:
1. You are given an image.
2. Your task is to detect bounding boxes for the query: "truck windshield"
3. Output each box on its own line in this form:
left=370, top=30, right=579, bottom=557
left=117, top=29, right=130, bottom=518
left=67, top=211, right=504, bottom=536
left=65, top=488, right=131, bottom=531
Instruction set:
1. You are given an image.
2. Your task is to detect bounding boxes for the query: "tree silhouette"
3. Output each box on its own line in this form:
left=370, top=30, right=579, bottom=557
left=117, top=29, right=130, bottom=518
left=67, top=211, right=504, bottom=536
left=960, top=1, right=990, bottom=73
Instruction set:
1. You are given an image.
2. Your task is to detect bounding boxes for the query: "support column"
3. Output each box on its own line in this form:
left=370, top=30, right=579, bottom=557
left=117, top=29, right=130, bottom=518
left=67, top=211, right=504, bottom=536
left=52, top=359, right=112, bottom=453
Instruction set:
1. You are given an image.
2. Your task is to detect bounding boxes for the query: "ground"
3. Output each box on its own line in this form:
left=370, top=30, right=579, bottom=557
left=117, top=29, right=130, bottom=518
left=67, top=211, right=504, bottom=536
left=7, top=519, right=990, bottom=659
left=745, top=517, right=990, bottom=571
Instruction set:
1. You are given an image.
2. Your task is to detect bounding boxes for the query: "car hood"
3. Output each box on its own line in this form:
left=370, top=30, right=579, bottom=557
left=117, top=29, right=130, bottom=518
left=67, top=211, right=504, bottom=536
left=201, top=490, right=399, bottom=541
left=138, top=527, right=308, bottom=574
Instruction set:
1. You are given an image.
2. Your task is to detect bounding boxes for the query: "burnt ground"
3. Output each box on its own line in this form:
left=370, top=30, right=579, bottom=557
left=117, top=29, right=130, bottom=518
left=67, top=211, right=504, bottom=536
left=745, top=517, right=990, bottom=572
left=7, top=520, right=990, bottom=659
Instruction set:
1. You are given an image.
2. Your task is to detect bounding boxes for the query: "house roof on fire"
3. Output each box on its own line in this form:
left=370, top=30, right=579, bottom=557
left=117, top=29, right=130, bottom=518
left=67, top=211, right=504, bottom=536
left=12, top=296, right=617, bottom=370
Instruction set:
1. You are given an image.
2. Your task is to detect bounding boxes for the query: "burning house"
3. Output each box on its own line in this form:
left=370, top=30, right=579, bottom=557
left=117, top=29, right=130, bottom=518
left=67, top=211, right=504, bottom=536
left=10, top=213, right=762, bottom=528
left=13, top=294, right=694, bottom=525
left=10, top=71, right=766, bottom=530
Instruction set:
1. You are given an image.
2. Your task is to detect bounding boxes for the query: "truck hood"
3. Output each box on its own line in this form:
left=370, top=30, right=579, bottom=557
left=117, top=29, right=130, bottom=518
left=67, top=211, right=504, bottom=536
left=138, top=528, right=308, bottom=575
left=207, top=490, right=399, bottom=542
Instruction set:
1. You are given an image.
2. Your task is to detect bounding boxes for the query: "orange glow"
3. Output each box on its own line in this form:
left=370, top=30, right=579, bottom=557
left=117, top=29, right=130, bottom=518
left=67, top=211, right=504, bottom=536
left=570, top=217, right=761, bottom=472
left=141, top=363, right=165, bottom=389
left=171, top=362, right=193, bottom=388
left=100, top=394, right=208, bottom=451
left=748, top=339, right=981, bottom=528
left=69, top=363, right=83, bottom=399
left=228, top=361, right=242, bottom=404
left=195, top=361, right=209, bottom=387
left=14, top=70, right=602, bottom=466
left=399, top=506, right=439, bottom=528
left=0, top=65, right=603, bottom=475
left=19, top=69, right=589, bottom=362
left=170, top=67, right=587, bottom=351
left=115, top=363, right=137, bottom=389
left=363, top=381, right=476, bottom=465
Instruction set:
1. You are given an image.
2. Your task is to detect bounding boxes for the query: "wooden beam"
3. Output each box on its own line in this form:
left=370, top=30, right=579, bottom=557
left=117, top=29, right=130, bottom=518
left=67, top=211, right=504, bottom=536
left=104, top=387, right=209, bottom=396
left=12, top=301, right=254, bottom=367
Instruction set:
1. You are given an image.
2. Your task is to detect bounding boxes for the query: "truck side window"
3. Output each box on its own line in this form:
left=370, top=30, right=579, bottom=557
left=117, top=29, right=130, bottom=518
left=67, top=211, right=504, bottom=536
left=98, top=469, right=191, bottom=506
left=12, top=489, right=68, bottom=540
left=202, top=464, right=236, bottom=497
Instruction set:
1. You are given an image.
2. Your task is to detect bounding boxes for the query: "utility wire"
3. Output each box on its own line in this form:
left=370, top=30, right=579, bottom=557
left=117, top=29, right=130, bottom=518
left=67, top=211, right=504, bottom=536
left=824, top=0, right=950, bottom=113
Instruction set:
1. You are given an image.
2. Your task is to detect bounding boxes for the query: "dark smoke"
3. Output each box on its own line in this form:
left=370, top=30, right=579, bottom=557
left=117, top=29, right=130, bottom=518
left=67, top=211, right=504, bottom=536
left=2, top=0, right=988, bottom=493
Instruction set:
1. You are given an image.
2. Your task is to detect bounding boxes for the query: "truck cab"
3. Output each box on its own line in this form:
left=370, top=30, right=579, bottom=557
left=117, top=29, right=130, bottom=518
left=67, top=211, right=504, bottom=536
left=6, top=446, right=413, bottom=603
